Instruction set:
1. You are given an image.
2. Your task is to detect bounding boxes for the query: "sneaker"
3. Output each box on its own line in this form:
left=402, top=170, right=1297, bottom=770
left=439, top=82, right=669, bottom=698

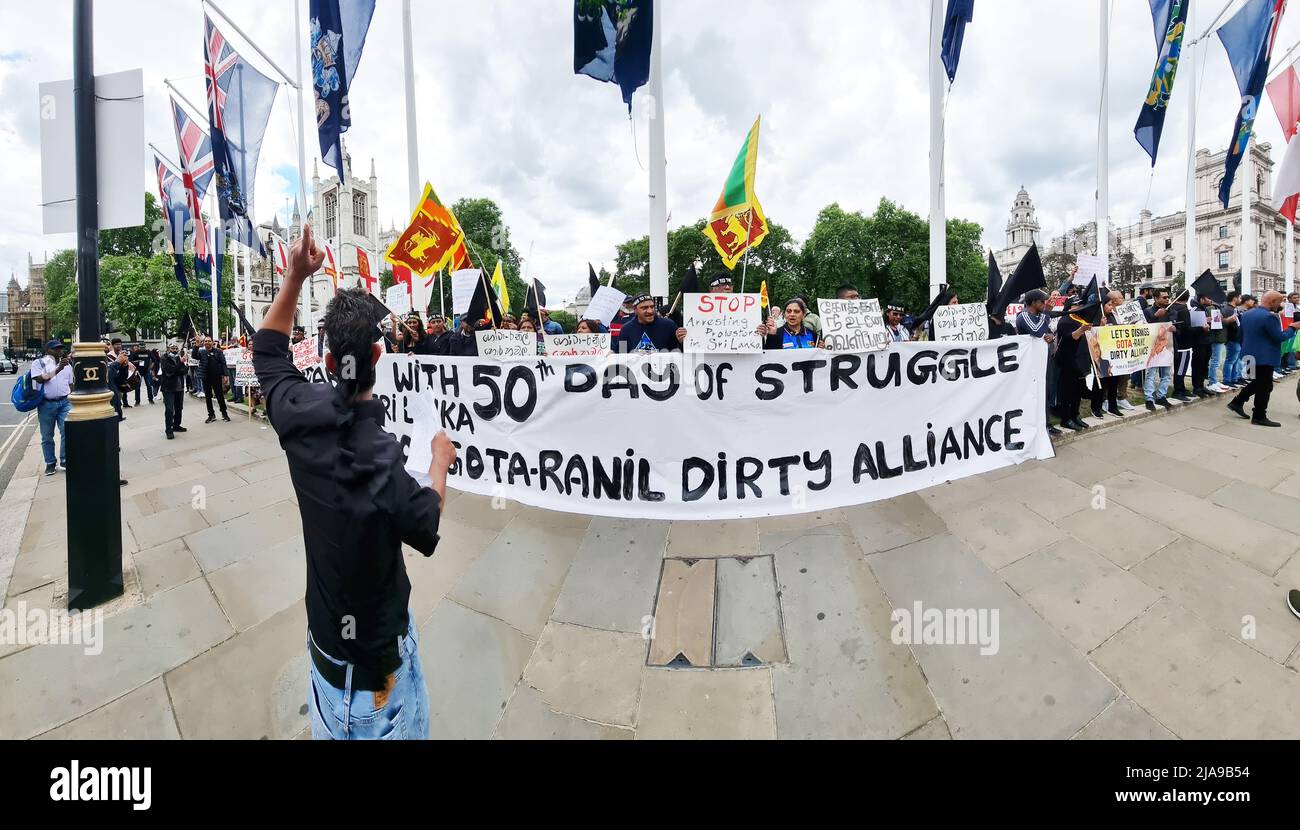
left=1145, top=400, right=1156, bottom=412
left=1252, top=417, right=1283, bottom=428
left=1287, top=590, right=1300, bottom=621
left=221, top=414, right=231, bottom=422
left=1107, top=405, right=1123, bottom=417
left=205, top=416, right=216, bottom=424
left=1117, top=399, right=1135, bottom=411
left=58, top=462, right=67, bottom=472
left=1274, top=372, right=1286, bottom=380
left=44, top=464, right=56, bottom=476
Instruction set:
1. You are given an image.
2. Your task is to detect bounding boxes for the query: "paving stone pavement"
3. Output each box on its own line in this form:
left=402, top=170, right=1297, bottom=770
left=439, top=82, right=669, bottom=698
left=2, top=382, right=1299, bottom=739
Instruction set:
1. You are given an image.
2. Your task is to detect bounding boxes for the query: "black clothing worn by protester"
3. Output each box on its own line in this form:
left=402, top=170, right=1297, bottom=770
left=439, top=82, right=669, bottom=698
left=1054, top=313, right=1090, bottom=429
left=203, top=347, right=229, bottom=421
left=1167, top=301, right=1193, bottom=399
left=253, top=328, right=442, bottom=677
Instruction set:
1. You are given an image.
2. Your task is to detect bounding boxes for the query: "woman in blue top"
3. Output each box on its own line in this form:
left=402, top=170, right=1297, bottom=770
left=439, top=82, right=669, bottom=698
left=762, top=299, right=822, bottom=350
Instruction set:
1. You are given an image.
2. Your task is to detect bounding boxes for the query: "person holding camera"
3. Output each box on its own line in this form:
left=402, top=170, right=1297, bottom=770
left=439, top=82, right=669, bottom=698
left=33, top=340, right=73, bottom=476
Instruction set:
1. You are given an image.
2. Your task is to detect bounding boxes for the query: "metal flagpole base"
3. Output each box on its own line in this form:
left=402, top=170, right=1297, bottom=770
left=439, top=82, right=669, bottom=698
left=65, top=341, right=123, bottom=611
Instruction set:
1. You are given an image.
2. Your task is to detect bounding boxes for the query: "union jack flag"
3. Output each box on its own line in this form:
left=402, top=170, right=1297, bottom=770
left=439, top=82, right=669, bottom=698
left=170, top=97, right=213, bottom=265
left=203, top=18, right=238, bottom=133
left=154, top=152, right=191, bottom=287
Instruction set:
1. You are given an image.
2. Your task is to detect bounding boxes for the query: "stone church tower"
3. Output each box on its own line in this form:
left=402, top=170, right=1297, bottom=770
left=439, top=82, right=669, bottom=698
left=994, top=187, right=1041, bottom=277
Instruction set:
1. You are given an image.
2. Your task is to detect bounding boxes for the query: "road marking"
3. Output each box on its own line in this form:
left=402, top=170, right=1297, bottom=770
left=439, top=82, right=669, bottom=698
left=0, top=412, right=35, bottom=462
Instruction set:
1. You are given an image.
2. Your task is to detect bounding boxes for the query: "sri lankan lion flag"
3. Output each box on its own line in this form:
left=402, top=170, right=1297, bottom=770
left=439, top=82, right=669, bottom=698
left=487, top=260, right=511, bottom=324
left=703, top=116, right=769, bottom=269
left=385, top=182, right=473, bottom=276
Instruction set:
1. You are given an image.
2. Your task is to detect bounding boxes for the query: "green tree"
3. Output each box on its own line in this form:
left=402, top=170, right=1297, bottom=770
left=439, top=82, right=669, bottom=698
left=43, top=250, right=78, bottom=338
left=547, top=309, right=578, bottom=332
left=453, top=197, right=527, bottom=315
left=943, top=217, right=991, bottom=308
left=103, top=254, right=200, bottom=338
left=380, top=268, right=394, bottom=293
left=801, top=203, right=872, bottom=303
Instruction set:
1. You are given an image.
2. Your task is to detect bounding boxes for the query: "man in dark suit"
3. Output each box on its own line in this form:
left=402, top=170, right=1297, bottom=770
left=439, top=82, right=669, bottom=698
left=1227, top=291, right=1300, bottom=427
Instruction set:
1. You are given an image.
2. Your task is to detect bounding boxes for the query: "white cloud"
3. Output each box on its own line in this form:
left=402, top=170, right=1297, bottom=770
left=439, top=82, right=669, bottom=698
left=2, top=0, right=1299, bottom=304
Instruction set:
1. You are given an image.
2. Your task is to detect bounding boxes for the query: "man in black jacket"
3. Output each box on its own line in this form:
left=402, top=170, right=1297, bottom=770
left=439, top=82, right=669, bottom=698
left=1190, top=294, right=1217, bottom=397
left=447, top=316, right=479, bottom=357
left=129, top=345, right=152, bottom=405
left=159, top=340, right=188, bottom=439
left=202, top=337, right=230, bottom=423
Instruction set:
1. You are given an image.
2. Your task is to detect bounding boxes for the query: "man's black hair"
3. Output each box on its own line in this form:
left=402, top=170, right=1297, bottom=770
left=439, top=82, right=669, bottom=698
left=835, top=284, right=858, bottom=298
left=323, top=288, right=380, bottom=400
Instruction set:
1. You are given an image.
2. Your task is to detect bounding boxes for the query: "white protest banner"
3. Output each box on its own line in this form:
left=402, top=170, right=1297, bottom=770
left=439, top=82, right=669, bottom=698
left=477, top=329, right=538, bottom=360
left=932, top=302, right=987, bottom=342
left=1073, top=254, right=1107, bottom=286
left=292, top=337, right=321, bottom=371
left=235, top=355, right=258, bottom=387
left=1190, top=309, right=1208, bottom=328
left=385, top=284, right=412, bottom=317
left=683, top=293, right=762, bottom=353
left=586, top=286, right=627, bottom=326
left=817, top=298, right=890, bottom=353
left=545, top=333, right=610, bottom=357
left=374, top=338, right=1054, bottom=521
left=1112, top=301, right=1145, bottom=325
left=1086, top=323, right=1174, bottom=377
left=451, top=269, right=480, bottom=317
left=1004, top=303, right=1025, bottom=320
left=223, top=347, right=243, bottom=367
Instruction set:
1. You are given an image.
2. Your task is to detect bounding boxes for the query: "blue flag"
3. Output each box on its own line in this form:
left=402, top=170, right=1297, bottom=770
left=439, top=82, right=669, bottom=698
left=197, top=221, right=223, bottom=302
left=941, top=0, right=974, bottom=83
left=574, top=0, right=653, bottom=110
left=1217, top=0, right=1288, bottom=207
left=205, top=15, right=278, bottom=257
left=154, top=153, right=192, bottom=288
left=1134, top=0, right=1189, bottom=165
left=310, top=0, right=376, bottom=176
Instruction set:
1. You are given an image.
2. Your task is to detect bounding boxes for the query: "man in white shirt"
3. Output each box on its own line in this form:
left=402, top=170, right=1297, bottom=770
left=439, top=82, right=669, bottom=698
left=33, top=339, right=74, bottom=476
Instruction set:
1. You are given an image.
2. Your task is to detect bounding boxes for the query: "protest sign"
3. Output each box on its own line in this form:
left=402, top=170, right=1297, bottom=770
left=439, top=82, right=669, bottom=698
left=817, top=299, right=890, bottom=353
left=932, top=302, right=987, bottom=342
left=235, top=355, right=258, bottom=387
left=477, top=329, right=538, bottom=359
left=545, top=333, right=610, bottom=357
left=1004, top=303, right=1025, bottom=320
left=451, top=269, right=480, bottom=316
left=1085, top=323, right=1174, bottom=377
left=223, top=347, right=243, bottom=367
left=1073, top=254, right=1107, bottom=286
left=375, top=337, right=1053, bottom=521
left=1210, top=308, right=1223, bottom=330
left=1112, top=301, right=1145, bottom=325
left=385, top=284, right=411, bottom=316
left=586, top=286, right=627, bottom=326
left=1189, top=309, right=1207, bottom=328
left=683, top=293, right=763, bottom=353
left=292, top=337, right=321, bottom=371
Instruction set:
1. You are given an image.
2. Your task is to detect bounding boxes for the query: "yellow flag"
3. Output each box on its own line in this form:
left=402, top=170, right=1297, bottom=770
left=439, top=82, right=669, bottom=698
left=760, top=280, right=769, bottom=311
left=490, top=260, right=510, bottom=321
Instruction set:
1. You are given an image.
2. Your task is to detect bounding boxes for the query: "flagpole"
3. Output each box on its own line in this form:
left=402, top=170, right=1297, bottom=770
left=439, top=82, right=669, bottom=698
left=293, top=0, right=312, bottom=331
left=1097, top=0, right=1110, bottom=282
left=1184, top=7, right=1199, bottom=289
left=739, top=210, right=755, bottom=294
left=928, top=0, right=946, bottom=301
left=647, top=0, right=669, bottom=301
left=401, top=0, right=420, bottom=213
left=1242, top=136, right=1253, bottom=296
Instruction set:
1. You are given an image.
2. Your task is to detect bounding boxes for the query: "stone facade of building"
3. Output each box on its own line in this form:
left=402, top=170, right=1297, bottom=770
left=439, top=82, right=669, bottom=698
left=6, top=254, right=49, bottom=351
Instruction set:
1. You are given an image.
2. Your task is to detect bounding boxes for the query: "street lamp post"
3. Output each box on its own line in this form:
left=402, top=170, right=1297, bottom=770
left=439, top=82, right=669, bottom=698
left=66, top=0, right=123, bottom=611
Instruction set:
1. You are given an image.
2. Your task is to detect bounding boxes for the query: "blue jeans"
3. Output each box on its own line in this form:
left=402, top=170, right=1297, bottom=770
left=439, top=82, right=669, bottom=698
left=1208, top=343, right=1224, bottom=385
left=37, top=397, right=71, bottom=467
left=1225, top=342, right=1242, bottom=384
left=1143, top=366, right=1171, bottom=401
left=308, top=614, right=427, bottom=740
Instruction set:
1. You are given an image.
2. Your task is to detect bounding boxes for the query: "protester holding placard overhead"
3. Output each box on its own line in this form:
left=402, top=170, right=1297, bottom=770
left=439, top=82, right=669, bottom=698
left=762, top=299, right=821, bottom=350
left=254, top=225, right=456, bottom=741
left=616, top=294, right=685, bottom=353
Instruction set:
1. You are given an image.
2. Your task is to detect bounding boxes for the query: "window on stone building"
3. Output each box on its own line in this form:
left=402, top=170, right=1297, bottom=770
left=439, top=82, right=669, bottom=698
left=1164, top=261, right=1173, bottom=277
left=1219, top=225, right=1228, bottom=239
left=1219, top=251, right=1230, bottom=269
left=324, top=191, right=337, bottom=239
left=1164, top=238, right=1172, bottom=250
left=353, top=192, right=367, bottom=237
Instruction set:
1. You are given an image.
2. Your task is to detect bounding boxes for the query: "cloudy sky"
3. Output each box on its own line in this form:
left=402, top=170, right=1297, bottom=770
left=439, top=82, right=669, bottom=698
left=3, top=0, right=1300, bottom=303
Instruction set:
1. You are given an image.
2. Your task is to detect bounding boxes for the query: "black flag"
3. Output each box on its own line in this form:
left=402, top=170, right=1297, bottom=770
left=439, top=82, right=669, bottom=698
left=986, top=251, right=1003, bottom=317
left=227, top=300, right=256, bottom=339
left=668, top=263, right=700, bottom=325
left=1193, top=269, right=1228, bottom=305
left=525, top=278, right=548, bottom=322
left=995, top=243, right=1048, bottom=313
left=588, top=263, right=601, bottom=300
left=466, top=270, right=503, bottom=326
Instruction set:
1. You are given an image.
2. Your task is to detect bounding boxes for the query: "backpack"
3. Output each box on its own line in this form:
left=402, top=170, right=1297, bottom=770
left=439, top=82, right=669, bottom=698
left=11, top=367, right=45, bottom=412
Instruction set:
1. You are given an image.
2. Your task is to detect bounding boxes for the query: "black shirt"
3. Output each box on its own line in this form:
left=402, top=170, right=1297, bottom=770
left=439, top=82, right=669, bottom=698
left=253, top=328, right=442, bottom=674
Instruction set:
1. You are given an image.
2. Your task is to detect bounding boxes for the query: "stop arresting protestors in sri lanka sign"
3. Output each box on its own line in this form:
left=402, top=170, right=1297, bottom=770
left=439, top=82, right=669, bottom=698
left=1085, top=323, right=1174, bottom=377
left=373, top=337, right=1054, bottom=521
